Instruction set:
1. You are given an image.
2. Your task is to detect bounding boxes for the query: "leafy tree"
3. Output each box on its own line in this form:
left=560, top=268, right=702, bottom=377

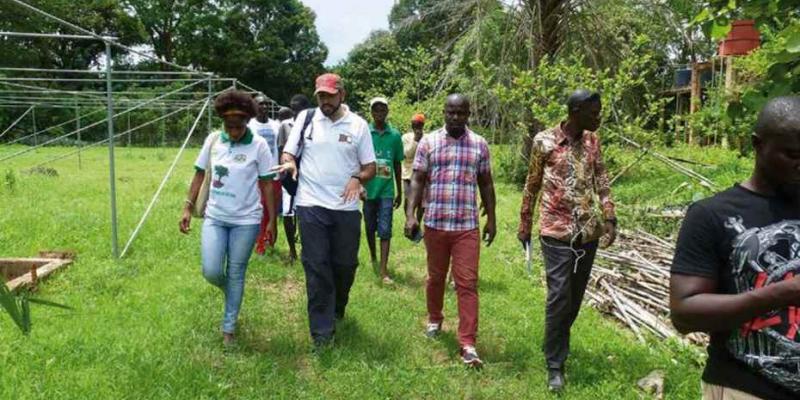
left=173, top=0, right=328, bottom=103
left=0, top=0, right=142, bottom=70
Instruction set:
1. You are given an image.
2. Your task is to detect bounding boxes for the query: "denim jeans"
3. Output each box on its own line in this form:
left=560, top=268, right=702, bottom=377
left=201, top=217, right=260, bottom=334
left=363, top=197, right=394, bottom=240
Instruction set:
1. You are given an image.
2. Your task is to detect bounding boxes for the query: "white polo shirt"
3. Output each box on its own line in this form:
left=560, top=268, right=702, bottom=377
left=284, top=106, right=376, bottom=211
left=247, top=118, right=279, bottom=173
left=194, top=129, right=274, bottom=225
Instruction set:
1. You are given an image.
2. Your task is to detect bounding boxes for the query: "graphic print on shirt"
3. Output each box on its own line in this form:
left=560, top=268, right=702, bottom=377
left=212, top=165, right=229, bottom=188
left=725, top=217, right=800, bottom=393
left=375, top=147, right=393, bottom=179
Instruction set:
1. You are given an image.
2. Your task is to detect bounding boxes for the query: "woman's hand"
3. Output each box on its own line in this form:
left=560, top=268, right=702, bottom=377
left=179, top=208, right=192, bottom=234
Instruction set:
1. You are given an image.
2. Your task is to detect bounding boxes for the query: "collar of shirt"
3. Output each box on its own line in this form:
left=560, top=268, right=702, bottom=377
left=369, top=122, right=397, bottom=136
left=436, top=126, right=473, bottom=141
left=554, top=122, right=595, bottom=147
left=220, top=128, right=254, bottom=145
left=312, top=104, right=353, bottom=126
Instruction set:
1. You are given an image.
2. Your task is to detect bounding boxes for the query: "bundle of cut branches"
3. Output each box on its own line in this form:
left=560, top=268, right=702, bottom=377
left=587, top=229, right=708, bottom=345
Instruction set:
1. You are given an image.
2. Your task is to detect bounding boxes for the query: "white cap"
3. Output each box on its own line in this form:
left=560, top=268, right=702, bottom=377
left=369, top=97, right=389, bottom=108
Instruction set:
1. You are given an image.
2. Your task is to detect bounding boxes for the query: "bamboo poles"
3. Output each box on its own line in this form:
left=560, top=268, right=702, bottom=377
left=587, top=229, right=708, bottom=345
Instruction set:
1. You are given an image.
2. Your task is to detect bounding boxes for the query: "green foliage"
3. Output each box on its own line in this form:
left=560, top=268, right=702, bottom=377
left=1, top=283, right=72, bottom=336
left=0, top=0, right=143, bottom=70
left=695, top=1, right=800, bottom=123
left=336, top=31, right=439, bottom=113
left=124, top=0, right=328, bottom=103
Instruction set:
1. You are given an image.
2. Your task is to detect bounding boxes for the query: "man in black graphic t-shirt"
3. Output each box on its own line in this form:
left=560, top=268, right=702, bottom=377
left=670, top=96, right=800, bottom=400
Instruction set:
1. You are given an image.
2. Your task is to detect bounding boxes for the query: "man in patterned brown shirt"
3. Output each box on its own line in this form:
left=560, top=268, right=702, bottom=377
left=517, top=90, right=617, bottom=392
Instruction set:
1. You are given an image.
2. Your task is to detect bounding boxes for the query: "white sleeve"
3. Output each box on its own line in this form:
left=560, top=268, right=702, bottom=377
left=357, top=120, right=376, bottom=164
left=194, top=133, right=214, bottom=171
left=283, top=110, right=307, bottom=157
left=257, top=140, right=274, bottom=179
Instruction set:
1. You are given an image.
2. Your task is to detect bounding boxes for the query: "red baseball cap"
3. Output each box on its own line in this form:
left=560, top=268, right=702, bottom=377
left=411, top=113, right=426, bottom=123
left=315, top=73, right=343, bottom=95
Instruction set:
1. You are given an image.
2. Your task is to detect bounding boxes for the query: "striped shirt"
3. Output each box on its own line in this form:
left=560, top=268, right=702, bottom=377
left=413, top=128, right=491, bottom=231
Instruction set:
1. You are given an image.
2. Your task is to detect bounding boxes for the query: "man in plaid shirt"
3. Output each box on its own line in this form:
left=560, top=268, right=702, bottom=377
left=405, top=94, right=497, bottom=368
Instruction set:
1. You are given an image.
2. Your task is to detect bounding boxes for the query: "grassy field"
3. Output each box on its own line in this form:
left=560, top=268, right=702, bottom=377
left=0, top=142, right=751, bottom=399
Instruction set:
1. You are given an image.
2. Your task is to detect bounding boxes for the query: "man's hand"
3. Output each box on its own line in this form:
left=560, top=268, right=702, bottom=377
left=342, top=177, right=362, bottom=203
left=393, top=194, right=402, bottom=209
left=405, top=215, right=420, bottom=240
left=601, top=221, right=617, bottom=249
left=483, top=218, right=497, bottom=247
left=517, top=231, right=531, bottom=249
left=271, top=162, right=297, bottom=180
left=179, top=209, right=192, bottom=234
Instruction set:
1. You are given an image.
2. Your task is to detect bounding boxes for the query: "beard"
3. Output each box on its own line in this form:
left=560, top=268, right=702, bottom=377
left=321, top=103, right=340, bottom=117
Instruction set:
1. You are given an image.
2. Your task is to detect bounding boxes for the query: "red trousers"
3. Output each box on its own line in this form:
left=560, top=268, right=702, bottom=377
left=424, top=227, right=480, bottom=347
left=256, top=180, right=282, bottom=255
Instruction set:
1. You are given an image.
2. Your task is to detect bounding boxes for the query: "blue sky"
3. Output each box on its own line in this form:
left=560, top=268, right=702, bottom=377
left=300, top=0, right=396, bottom=66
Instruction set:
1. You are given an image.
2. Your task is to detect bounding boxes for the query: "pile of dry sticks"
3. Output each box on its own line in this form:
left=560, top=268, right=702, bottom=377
left=586, top=229, right=708, bottom=345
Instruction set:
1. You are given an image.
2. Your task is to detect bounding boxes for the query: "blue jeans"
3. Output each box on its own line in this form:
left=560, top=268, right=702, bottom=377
left=363, top=198, right=394, bottom=240
left=201, top=218, right=260, bottom=334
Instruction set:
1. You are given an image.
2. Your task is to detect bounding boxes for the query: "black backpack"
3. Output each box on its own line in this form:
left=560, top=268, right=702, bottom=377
left=281, top=108, right=315, bottom=197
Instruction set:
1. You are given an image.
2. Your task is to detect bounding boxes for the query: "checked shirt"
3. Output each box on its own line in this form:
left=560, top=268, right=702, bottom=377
left=413, top=127, right=491, bottom=232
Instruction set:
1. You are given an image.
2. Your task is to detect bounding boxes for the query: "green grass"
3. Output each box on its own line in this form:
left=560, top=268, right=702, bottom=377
left=0, top=143, right=751, bottom=399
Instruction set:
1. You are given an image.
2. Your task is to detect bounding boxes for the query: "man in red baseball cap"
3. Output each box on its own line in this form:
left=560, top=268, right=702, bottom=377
left=273, top=73, right=377, bottom=350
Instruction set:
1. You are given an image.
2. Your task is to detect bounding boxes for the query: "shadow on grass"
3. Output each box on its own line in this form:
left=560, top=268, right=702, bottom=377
left=315, top=318, right=400, bottom=368
left=391, top=270, right=426, bottom=288
left=562, top=343, right=657, bottom=393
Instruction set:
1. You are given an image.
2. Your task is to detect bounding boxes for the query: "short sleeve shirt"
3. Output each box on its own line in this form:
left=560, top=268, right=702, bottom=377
left=283, top=107, right=376, bottom=211
left=671, top=185, right=800, bottom=399
left=277, top=119, right=294, bottom=151
left=364, top=123, right=404, bottom=200
left=413, top=128, right=491, bottom=231
left=248, top=119, right=279, bottom=178
left=401, top=132, right=421, bottom=180
left=194, top=129, right=274, bottom=225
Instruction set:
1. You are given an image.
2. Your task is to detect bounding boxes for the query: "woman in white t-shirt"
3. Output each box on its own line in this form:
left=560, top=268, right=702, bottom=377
left=179, top=90, right=277, bottom=346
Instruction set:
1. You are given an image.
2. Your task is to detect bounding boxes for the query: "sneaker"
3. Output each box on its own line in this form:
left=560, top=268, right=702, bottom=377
left=547, top=368, right=565, bottom=392
left=460, top=346, right=483, bottom=368
left=425, top=322, right=441, bottom=339
left=382, top=276, right=395, bottom=285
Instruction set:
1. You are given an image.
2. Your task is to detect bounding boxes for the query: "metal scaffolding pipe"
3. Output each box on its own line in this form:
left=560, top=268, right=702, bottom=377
left=120, top=99, right=210, bottom=258
left=0, top=105, right=33, bottom=139
left=0, top=78, right=210, bottom=157
left=0, top=31, right=117, bottom=40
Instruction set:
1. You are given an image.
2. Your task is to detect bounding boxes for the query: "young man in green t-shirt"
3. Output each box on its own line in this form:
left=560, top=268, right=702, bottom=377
left=364, top=97, right=404, bottom=285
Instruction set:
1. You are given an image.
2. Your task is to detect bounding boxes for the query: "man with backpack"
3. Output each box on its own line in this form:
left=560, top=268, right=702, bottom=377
left=272, top=73, right=376, bottom=349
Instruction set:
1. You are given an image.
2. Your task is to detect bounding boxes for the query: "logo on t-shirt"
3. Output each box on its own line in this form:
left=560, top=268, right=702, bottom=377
left=725, top=217, right=800, bottom=392
left=213, top=165, right=229, bottom=189
left=233, top=154, right=247, bottom=163
left=338, top=133, right=353, bottom=144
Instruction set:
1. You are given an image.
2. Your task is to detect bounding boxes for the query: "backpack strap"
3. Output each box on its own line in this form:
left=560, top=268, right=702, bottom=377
left=295, top=108, right=316, bottom=157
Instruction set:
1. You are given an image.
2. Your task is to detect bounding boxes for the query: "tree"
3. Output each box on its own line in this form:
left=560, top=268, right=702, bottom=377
left=122, top=0, right=212, bottom=66
left=174, top=0, right=327, bottom=103
left=0, top=0, right=142, bottom=70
